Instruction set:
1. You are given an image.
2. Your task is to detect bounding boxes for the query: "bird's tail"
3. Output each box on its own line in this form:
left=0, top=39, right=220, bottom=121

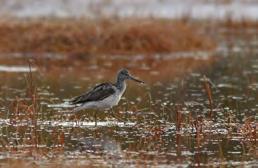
left=72, top=105, right=85, bottom=113
left=47, top=102, right=75, bottom=108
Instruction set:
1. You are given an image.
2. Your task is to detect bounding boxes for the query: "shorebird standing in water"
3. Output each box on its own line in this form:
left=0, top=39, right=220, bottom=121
left=70, top=68, right=144, bottom=126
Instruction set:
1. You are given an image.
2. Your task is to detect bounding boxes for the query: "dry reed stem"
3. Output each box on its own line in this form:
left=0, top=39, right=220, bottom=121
left=175, top=105, right=182, bottom=132
left=202, top=76, right=214, bottom=118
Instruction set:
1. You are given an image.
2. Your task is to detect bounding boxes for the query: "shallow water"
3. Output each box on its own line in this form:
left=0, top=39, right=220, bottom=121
left=0, top=31, right=257, bottom=167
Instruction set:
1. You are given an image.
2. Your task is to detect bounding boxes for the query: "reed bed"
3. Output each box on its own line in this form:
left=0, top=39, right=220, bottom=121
left=0, top=19, right=215, bottom=55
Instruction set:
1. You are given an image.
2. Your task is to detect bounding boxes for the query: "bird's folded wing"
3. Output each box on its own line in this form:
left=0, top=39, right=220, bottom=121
left=70, top=83, right=115, bottom=104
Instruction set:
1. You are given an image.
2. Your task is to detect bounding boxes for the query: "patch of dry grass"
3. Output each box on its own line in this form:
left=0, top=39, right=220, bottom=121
left=0, top=19, right=215, bottom=55
left=221, top=19, right=258, bottom=29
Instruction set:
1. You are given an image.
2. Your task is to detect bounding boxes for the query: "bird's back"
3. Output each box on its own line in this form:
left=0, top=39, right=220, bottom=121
left=70, top=82, right=116, bottom=105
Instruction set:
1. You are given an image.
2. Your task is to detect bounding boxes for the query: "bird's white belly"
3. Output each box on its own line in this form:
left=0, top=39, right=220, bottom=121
left=96, top=92, right=121, bottom=109
left=77, top=91, right=123, bottom=111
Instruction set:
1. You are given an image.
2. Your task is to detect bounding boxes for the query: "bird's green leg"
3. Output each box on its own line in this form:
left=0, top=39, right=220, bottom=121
left=94, top=110, right=97, bottom=127
left=111, top=107, right=116, bottom=119
left=111, top=107, right=126, bottom=122
left=75, top=113, right=80, bottom=127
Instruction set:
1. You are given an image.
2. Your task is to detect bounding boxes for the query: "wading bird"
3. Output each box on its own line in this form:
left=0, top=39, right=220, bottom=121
left=70, top=68, right=144, bottom=126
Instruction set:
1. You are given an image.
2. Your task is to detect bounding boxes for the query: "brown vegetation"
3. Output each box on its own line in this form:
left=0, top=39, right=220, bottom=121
left=221, top=19, right=258, bottom=29
left=1, top=18, right=257, bottom=167
left=0, top=19, right=215, bottom=55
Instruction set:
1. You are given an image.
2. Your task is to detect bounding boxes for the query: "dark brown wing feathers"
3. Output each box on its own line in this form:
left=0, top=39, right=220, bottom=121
left=70, top=83, right=115, bottom=104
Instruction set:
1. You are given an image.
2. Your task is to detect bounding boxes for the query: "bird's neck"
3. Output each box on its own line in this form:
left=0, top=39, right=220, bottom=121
left=116, top=77, right=126, bottom=91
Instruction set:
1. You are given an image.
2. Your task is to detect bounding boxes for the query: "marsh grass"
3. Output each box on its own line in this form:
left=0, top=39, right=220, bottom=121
left=2, top=65, right=257, bottom=167
left=3, top=60, right=66, bottom=158
left=222, top=19, right=258, bottom=29
left=0, top=19, right=257, bottom=167
left=7, top=61, right=39, bottom=151
left=201, top=75, right=214, bottom=118
left=0, top=19, right=215, bottom=55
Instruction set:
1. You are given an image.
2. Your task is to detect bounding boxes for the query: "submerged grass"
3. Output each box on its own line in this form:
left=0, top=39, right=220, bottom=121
left=2, top=60, right=66, bottom=158
left=1, top=59, right=256, bottom=167
left=3, top=66, right=256, bottom=167
left=0, top=19, right=215, bottom=55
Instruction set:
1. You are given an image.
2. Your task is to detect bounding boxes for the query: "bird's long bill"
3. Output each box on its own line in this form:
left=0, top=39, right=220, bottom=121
left=129, top=75, right=145, bottom=84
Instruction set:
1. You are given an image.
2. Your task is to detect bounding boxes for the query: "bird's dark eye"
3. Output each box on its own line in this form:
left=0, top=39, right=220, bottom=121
left=119, top=68, right=129, bottom=75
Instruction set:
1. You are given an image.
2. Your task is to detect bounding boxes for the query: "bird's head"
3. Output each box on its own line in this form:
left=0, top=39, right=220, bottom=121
left=117, top=68, right=144, bottom=84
